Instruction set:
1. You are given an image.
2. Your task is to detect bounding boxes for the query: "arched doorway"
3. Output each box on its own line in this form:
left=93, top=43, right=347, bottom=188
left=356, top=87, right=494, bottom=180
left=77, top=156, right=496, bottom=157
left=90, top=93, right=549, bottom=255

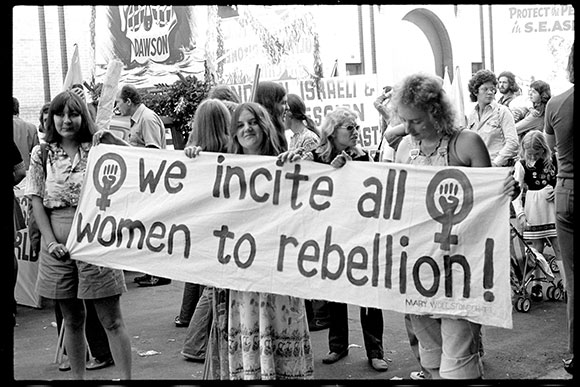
left=402, top=8, right=453, bottom=81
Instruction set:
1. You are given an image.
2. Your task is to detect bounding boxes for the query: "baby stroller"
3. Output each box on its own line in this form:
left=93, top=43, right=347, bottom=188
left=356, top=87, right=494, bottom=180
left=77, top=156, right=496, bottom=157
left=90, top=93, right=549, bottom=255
left=510, top=223, right=564, bottom=313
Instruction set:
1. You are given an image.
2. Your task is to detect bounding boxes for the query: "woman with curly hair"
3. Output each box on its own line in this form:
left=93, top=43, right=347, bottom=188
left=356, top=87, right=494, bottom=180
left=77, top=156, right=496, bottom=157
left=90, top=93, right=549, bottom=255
left=389, top=72, right=518, bottom=379
left=467, top=69, right=519, bottom=167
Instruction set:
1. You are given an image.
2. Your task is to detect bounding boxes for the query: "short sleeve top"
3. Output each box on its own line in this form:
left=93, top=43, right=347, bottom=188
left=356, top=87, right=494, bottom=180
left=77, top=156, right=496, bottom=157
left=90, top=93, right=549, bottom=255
left=25, top=142, right=91, bottom=209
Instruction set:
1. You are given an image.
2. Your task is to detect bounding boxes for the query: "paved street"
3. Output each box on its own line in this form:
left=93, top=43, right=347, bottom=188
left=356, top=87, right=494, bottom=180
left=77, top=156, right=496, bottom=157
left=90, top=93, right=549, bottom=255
left=13, top=271, right=572, bottom=383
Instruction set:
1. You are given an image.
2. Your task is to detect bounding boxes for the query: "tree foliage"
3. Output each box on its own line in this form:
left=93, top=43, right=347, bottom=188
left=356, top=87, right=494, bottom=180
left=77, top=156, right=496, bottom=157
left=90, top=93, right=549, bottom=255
left=142, top=74, right=214, bottom=141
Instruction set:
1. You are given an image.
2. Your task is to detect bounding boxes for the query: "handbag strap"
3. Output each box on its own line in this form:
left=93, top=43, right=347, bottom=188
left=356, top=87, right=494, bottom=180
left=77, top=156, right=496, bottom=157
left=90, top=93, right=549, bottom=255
left=40, top=143, right=48, bottom=176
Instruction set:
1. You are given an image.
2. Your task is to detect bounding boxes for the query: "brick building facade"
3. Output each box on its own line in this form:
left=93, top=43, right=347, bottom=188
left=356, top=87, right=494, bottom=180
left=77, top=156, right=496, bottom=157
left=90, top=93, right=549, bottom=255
left=13, top=6, right=94, bottom=124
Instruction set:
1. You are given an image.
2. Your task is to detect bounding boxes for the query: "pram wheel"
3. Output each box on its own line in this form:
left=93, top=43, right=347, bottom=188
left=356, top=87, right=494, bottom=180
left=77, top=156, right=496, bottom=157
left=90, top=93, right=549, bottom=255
left=547, top=286, right=556, bottom=300
left=552, top=287, right=563, bottom=301
left=515, top=296, right=531, bottom=312
left=548, top=256, right=559, bottom=273
left=531, top=285, right=543, bottom=301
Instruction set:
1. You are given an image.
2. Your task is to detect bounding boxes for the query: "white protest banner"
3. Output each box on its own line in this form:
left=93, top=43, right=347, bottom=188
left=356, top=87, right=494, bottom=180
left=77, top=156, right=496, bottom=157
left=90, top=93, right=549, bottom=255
left=230, top=75, right=383, bottom=150
left=14, top=188, right=42, bottom=308
left=67, top=145, right=512, bottom=328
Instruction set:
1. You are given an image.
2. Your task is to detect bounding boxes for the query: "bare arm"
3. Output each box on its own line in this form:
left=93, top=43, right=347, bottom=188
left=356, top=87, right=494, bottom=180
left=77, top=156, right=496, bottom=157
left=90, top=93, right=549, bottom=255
left=385, top=123, right=406, bottom=148
left=453, top=130, right=491, bottom=167
left=394, top=135, right=411, bottom=164
left=30, top=195, right=56, bottom=247
left=93, top=129, right=130, bottom=147
left=13, top=161, right=26, bottom=185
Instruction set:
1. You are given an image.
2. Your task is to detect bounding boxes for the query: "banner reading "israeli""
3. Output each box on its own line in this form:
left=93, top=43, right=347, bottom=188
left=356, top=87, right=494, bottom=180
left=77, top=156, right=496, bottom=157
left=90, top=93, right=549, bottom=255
left=67, top=144, right=512, bottom=328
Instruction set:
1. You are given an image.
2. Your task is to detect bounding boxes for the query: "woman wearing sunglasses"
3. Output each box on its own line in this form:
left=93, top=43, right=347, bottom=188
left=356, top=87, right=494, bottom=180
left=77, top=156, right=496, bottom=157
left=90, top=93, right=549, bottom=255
left=278, top=106, right=389, bottom=372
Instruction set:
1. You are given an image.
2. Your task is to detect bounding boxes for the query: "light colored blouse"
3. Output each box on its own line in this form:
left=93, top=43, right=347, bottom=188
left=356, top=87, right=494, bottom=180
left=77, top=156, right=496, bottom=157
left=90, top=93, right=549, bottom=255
left=129, top=104, right=166, bottom=149
left=467, top=101, right=519, bottom=167
left=289, top=127, right=319, bottom=152
left=25, top=142, right=91, bottom=209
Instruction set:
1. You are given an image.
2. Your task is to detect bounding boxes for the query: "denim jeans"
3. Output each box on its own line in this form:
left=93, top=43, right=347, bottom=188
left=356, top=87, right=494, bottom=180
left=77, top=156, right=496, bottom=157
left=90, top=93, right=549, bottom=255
left=182, top=286, right=212, bottom=358
left=404, top=313, right=431, bottom=378
left=556, top=177, right=574, bottom=354
left=178, top=283, right=204, bottom=323
left=410, top=314, right=482, bottom=379
left=327, top=302, right=384, bottom=359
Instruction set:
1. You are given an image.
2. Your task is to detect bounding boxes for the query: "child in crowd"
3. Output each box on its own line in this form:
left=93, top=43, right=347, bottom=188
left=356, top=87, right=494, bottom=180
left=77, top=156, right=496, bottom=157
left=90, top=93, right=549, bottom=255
left=512, top=130, right=563, bottom=298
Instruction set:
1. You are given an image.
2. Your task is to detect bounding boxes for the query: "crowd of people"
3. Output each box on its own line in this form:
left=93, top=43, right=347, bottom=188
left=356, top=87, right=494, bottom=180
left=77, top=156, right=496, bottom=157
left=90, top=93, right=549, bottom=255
left=12, top=42, right=573, bottom=380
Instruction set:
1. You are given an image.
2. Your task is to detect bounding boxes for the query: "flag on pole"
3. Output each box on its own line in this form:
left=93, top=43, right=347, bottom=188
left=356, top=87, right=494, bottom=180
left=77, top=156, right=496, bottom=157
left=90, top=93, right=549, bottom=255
left=94, top=59, right=123, bottom=131
left=450, top=66, right=466, bottom=128
left=63, top=44, right=83, bottom=91
left=443, top=66, right=452, bottom=94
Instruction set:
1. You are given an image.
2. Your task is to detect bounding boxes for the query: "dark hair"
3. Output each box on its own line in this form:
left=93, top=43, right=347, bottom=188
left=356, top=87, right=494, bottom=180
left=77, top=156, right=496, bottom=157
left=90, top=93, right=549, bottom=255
left=391, top=72, right=458, bottom=137
left=208, top=85, right=241, bottom=104
left=228, top=102, right=282, bottom=156
left=529, top=80, right=551, bottom=114
left=13, top=97, right=19, bottom=115
left=497, top=71, right=520, bottom=94
left=38, top=102, right=51, bottom=131
left=287, top=93, right=319, bottom=137
left=467, top=69, right=497, bottom=102
left=255, top=81, right=288, bottom=151
left=44, top=90, right=96, bottom=143
left=119, top=84, right=142, bottom=105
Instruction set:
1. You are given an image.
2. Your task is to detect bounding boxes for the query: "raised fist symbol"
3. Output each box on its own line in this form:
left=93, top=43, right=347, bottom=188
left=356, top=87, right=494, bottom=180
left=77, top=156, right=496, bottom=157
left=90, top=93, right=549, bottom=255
left=426, top=170, right=474, bottom=251
left=102, top=164, right=119, bottom=189
left=437, top=182, right=460, bottom=216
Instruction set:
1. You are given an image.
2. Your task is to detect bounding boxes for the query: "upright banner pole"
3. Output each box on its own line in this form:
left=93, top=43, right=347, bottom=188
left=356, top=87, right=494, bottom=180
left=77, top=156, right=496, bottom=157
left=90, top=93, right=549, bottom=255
left=250, top=64, right=261, bottom=102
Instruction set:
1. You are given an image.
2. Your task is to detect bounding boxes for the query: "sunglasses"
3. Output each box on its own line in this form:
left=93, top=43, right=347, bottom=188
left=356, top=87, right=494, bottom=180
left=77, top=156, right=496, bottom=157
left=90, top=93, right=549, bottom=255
left=340, top=124, right=360, bottom=132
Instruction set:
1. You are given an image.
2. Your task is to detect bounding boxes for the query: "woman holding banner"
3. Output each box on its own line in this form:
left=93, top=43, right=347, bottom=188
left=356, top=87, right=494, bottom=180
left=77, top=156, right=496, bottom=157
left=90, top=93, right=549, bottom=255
left=278, top=106, right=390, bottom=372
left=390, top=72, right=518, bottom=379
left=284, top=93, right=329, bottom=332
left=25, top=90, right=132, bottom=380
left=180, top=98, right=231, bottom=362
left=185, top=101, right=313, bottom=380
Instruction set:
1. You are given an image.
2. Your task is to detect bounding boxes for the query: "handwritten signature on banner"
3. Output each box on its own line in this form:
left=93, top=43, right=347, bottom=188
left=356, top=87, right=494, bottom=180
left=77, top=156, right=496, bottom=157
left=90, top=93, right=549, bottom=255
left=67, top=145, right=512, bottom=328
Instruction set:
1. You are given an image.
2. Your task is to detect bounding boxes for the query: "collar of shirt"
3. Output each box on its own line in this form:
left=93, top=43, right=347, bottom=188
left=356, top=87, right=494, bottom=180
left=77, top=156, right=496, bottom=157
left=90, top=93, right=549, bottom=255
left=475, top=100, right=499, bottom=114
left=130, top=104, right=146, bottom=127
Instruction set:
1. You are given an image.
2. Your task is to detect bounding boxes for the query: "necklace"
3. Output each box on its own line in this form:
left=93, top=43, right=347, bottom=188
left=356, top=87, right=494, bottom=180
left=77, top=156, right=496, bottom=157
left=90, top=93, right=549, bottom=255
left=419, top=136, right=443, bottom=157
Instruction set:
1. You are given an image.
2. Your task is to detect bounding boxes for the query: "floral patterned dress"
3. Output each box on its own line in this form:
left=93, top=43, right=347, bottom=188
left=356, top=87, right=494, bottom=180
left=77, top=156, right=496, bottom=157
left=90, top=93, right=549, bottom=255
left=204, top=289, right=313, bottom=380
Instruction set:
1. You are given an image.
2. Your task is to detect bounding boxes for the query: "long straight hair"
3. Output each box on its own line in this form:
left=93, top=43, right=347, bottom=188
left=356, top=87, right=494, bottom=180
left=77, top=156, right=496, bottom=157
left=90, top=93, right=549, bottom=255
left=255, top=81, right=288, bottom=151
left=520, top=130, right=554, bottom=170
left=186, top=98, right=230, bottom=152
left=228, top=102, right=282, bottom=156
